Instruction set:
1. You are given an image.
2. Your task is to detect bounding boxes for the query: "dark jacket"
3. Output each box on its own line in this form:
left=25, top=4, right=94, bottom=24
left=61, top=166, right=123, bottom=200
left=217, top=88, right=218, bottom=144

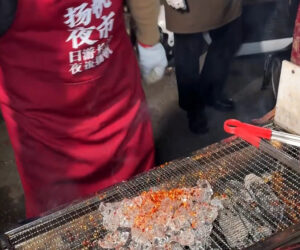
left=0, top=0, right=18, bottom=36
left=163, top=0, right=242, bottom=33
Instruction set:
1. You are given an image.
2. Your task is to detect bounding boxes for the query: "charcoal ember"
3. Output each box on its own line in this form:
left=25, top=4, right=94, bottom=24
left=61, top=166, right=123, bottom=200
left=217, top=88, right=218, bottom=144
left=250, top=225, right=272, bottom=242
left=226, top=180, right=262, bottom=217
left=227, top=181, right=254, bottom=203
left=244, top=174, right=266, bottom=189
left=98, top=230, right=130, bottom=249
left=261, top=173, right=273, bottom=183
left=244, top=174, right=284, bottom=220
left=220, top=175, right=280, bottom=248
left=218, top=204, right=252, bottom=249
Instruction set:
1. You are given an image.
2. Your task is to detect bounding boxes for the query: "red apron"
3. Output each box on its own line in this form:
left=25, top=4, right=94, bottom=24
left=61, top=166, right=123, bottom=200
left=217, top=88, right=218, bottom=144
left=0, top=0, right=154, bottom=218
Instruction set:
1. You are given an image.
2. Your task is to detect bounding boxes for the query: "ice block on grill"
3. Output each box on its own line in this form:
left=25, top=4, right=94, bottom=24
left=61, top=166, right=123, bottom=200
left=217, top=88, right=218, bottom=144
left=98, top=180, right=220, bottom=249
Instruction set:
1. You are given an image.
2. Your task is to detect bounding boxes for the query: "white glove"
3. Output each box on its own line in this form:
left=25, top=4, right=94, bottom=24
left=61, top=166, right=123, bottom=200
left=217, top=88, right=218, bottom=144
left=138, top=43, right=168, bottom=84
left=166, top=0, right=188, bottom=11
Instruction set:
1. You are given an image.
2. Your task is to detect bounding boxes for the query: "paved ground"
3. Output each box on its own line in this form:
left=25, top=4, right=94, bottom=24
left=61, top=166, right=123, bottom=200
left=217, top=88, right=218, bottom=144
left=0, top=54, right=275, bottom=236
left=146, top=55, right=274, bottom=164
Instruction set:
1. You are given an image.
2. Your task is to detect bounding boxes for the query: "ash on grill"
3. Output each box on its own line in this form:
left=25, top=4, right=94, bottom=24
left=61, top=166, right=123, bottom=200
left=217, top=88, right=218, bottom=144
left=218, top=174, right=284, bottom=249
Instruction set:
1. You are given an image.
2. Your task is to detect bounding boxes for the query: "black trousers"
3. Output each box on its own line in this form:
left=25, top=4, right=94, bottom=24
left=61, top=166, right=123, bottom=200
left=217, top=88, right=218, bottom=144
left=174, top=17, right=242, bottom=112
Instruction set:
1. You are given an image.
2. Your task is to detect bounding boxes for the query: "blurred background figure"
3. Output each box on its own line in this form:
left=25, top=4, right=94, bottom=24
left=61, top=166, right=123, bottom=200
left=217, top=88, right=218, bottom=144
left=252, top=0, right=300, bottom=125
left=163, top=0, right=242, bottom=134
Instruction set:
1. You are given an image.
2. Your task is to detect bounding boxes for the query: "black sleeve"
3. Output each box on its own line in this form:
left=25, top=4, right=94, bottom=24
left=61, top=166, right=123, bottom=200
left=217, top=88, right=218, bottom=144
left=0, top=0, right=18, bottom=37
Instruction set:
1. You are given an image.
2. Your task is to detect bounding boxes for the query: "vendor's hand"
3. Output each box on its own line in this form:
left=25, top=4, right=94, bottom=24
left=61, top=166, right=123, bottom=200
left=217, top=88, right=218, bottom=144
left=138, top=42, right=168, bottom=84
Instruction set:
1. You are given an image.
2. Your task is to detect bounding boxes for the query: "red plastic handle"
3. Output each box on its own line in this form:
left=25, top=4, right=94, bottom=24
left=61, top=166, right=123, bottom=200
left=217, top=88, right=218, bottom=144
left=224, top=119, right=272, bottom=148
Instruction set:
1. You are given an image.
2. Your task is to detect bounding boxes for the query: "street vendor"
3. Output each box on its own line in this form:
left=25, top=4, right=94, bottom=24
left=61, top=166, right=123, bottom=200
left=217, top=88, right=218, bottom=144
left=0, top=0, right=167, bottom=218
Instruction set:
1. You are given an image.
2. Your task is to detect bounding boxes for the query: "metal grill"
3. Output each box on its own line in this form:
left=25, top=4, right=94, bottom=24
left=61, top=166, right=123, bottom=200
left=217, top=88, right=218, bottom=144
left=3, top=125, right=300, bottom=250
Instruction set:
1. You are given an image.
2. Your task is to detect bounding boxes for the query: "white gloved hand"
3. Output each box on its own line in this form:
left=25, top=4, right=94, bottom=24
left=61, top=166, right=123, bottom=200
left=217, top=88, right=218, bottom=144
left=138, top=43, right=168, bottom=84
left=166, top=0, right=188, bottom=11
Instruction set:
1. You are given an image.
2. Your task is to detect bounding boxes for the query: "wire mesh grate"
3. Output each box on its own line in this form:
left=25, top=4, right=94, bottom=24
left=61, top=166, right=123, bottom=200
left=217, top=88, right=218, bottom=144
left=4, top=124, right=300, bottom=249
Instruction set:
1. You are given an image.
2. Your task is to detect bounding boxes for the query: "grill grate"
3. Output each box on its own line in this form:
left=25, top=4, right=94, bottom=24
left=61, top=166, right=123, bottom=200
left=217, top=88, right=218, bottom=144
left=4, top=125, right=300, bottom=250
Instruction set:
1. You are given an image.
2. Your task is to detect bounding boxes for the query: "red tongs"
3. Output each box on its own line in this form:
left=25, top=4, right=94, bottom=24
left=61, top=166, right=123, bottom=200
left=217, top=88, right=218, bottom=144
left=224, top=119, right=300, bottom=148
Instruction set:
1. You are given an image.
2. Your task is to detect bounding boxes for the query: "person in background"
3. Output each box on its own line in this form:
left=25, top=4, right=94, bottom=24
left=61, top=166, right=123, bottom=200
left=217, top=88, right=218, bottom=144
left=0, top=0, right=167, bottom=218
left=252, top=1, right=300, bottom=125
left=163, top=0, right=242, bottom=134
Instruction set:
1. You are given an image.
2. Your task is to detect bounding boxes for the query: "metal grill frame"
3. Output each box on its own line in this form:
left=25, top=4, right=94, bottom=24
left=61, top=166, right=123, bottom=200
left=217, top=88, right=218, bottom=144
left=2, top=124, right=300, bottom=250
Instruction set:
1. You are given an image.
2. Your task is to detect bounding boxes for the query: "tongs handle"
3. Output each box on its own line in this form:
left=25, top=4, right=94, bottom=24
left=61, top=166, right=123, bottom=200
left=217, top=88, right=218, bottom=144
left=224, top=119, right=300, bottom=148
left=224, top=119, right=272, bottom=148
left=272, top=131, right=300, bottom=148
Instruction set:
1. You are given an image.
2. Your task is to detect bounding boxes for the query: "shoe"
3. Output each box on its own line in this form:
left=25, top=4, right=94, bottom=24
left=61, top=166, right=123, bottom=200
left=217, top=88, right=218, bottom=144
left=187, top=111, right=209, bottom=134
left=213, top=98, right=235, bottom=112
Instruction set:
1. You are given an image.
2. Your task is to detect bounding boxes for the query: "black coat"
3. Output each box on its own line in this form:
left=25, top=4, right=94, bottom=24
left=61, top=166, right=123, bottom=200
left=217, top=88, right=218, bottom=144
left=0, top=0, right=18, bottom=36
